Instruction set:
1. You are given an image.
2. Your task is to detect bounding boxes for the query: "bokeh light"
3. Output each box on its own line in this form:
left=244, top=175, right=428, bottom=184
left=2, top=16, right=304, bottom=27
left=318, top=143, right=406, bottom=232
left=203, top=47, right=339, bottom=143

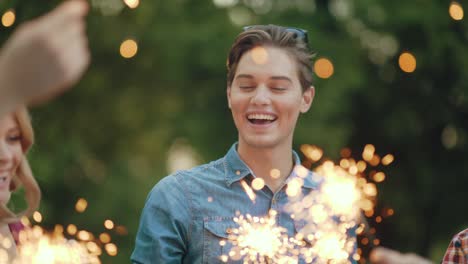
left=250, top=46, right=269, bottom=65
left=381, top=154, right=394, bottom=166
left=373, top=172, right=385, bottom=183
left=270, top=168, right=281, bottom=179
left=75, top=198, right=88, bottom=213
left=104, top=220, right=115, bottom=230
left=285, top=178, right=302, bottom=197
left=300, top=144, right=323, bottom=162
left=314, top=58, right=334, bottom=79
left=14, top=226, right=101, bottom=263
left=124, top=0, right=140, bottom=9
left=340, top=148, right=352, bottom=158
left=251, top=178, right=265, bottom=190
left=105, top=243, right=118, bottom=256
left=398, top=52, right=416, bottom=73
left=1, top=10, right=15, bottom=27
left=33, top=211, right=43, bottom=223
left=213, top=0, right=238, bottom=8
left=449, top=2, right=464, bottom=20
left=369, top=154, right=381, bottom=167
left=120, top=39, right=138, bottom=58
left=362, top=144, right=375, bottom=161
left=441, top=125, right=458, bottom=149
left=67, top=224, right=78, bottom=236
left=99, top=233, right=111, bottom=244
left=77, top=230, right=93, bottom=241
left=115, top=225, right=128, bottom=236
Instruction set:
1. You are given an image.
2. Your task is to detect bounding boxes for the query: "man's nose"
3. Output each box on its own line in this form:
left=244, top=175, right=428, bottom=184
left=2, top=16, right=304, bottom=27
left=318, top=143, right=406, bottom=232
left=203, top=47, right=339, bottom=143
left=251, top=86, right=271, bottom=105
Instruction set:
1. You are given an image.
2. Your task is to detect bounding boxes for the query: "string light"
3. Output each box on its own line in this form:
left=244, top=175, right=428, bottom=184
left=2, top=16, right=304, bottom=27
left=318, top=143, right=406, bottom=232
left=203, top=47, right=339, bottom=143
left=120, top=39, right=138, bottom=59
left=314, top=58, right=334, bottom=79
left=449, top=2, right=464, bottom=20
left=398, top=52, right=416, bottom=73
left=124, top=0, right=140, bottom=9
left=1, top=10, right=15, bottom=27
left=75, top=198, right=88, bottom=213
left=32, top=211, right=43, bottom=223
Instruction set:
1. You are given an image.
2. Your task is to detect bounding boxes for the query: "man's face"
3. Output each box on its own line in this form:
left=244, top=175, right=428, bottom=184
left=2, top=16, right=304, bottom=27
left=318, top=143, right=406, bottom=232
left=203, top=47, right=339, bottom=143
left=227, top=46, right=314, bottom=149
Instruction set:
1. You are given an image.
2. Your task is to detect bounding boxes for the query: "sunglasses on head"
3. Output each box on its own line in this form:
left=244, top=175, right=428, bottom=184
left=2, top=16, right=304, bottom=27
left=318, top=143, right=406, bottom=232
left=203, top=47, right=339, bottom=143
left=243, top=25, right=309, bottom=45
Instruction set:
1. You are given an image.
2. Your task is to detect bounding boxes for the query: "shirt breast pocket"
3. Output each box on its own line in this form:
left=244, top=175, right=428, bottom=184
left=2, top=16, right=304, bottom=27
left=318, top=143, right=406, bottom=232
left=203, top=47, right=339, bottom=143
left=203, top=217, right=241, bottom=264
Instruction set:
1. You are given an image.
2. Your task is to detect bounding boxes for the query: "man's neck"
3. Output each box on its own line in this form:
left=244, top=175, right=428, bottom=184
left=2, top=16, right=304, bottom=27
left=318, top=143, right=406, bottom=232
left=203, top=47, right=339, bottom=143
left=237, top=141, right=294, bottom=193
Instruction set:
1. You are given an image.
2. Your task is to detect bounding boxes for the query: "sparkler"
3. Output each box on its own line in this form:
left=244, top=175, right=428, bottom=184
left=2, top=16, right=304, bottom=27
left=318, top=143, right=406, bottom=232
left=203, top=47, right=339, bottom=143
left=222, top=210, right=299, bottom=264
left=10, top=225, right=101, bottom=264
left=0, top=197, right=125, bottom=264
left=226, top=144, right=392, bottom=263
left=285, top=163, right=365, bottom=264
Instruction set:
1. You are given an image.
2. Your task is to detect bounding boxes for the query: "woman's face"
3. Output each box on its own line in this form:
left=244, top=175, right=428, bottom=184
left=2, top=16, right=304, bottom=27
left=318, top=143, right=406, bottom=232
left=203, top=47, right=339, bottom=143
left=0, top=114, right=23, bottom=204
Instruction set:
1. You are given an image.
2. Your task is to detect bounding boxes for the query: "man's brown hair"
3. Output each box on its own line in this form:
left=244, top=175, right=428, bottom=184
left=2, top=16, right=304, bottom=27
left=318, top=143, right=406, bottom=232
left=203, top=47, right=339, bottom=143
left=226, top=25, right=315, bottom=92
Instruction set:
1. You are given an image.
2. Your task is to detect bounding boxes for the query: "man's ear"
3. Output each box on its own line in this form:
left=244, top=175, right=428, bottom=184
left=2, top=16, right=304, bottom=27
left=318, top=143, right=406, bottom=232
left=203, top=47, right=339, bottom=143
left=227, top=86, right=232, bottom=109
left=300, top=86, right=315, bottom=113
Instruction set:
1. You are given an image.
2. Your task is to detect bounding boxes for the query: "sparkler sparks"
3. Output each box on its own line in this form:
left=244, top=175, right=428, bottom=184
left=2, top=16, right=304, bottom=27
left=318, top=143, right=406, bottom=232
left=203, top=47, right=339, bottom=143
left=0, top=198, right=126, bottom=263
left=10, top=225, right=101, bottom=264
left=227, top=144, right=393, bottom=263
left=223, top=211, right=299, bottom=264
left=241, top=180, right=256, bottom=202
left=285, top=160, right=379, bottom=263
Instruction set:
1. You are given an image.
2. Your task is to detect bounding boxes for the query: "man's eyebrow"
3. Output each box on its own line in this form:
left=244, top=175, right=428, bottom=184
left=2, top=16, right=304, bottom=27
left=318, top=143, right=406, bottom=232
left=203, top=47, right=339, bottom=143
left=235, top=74, right=254, bottom=80
left=270, top=76, right=292, bottom=82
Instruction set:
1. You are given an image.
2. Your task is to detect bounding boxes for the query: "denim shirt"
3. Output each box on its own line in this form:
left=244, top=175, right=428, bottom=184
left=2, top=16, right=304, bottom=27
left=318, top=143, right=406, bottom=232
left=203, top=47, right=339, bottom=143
left=131, top=143, right=354, bottom=264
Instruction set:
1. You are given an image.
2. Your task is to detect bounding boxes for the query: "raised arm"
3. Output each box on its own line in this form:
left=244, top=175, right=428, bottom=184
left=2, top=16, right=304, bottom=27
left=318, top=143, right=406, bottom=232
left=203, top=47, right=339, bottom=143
left=0, top=0, right=89, bottom=116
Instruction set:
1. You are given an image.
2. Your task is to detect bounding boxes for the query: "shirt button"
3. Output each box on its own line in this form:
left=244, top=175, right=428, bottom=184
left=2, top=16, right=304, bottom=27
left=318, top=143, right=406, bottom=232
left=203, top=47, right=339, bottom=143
left=272, top=199, right=276, bottom=205
left=226, top=228, right=232, bottom=234
left=236, top=170, right=240, bottom=175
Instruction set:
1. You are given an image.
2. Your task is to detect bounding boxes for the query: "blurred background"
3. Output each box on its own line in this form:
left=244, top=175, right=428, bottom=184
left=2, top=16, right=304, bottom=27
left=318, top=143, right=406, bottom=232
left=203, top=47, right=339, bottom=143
left=1, top=0, right=467, bottom=263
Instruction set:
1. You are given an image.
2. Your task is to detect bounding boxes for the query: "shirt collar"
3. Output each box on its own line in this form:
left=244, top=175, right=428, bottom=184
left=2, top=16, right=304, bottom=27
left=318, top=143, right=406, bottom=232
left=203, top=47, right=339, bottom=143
left=223, top=142, right=319, bottom=189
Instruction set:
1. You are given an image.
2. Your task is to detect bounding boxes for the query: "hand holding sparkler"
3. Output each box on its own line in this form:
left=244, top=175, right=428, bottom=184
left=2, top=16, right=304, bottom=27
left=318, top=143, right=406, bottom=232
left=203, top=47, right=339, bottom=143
left=0, top=0, right=90, bottom=116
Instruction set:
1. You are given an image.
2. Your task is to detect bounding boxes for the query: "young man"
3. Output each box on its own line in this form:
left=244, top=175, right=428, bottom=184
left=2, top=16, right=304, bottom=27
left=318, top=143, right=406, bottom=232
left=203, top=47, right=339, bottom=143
left=132, top=25, right=322, bottom=263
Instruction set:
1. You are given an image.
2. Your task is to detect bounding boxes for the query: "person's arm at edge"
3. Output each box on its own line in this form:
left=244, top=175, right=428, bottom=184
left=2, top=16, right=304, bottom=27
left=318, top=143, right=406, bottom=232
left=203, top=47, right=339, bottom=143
left=0, top=0, right=89, bottom=117
left=131, top=174, right=192, bottom=264
left=442, top=228, right=468, bottom=264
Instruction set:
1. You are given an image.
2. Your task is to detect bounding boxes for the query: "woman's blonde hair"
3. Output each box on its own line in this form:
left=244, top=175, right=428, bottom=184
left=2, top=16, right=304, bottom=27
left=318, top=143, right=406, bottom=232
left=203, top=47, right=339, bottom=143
left=0, top=106, right=41, bottom=223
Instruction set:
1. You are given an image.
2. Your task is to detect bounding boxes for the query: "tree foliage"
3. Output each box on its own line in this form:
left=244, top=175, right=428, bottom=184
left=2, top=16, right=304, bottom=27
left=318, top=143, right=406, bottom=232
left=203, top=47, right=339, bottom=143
left=1, top=0, right=467, bottom=262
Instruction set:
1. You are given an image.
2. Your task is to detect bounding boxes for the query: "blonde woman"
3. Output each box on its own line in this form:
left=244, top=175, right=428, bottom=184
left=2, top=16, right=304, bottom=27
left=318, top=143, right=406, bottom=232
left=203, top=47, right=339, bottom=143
left=0, top=107, right=41, bottom=258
